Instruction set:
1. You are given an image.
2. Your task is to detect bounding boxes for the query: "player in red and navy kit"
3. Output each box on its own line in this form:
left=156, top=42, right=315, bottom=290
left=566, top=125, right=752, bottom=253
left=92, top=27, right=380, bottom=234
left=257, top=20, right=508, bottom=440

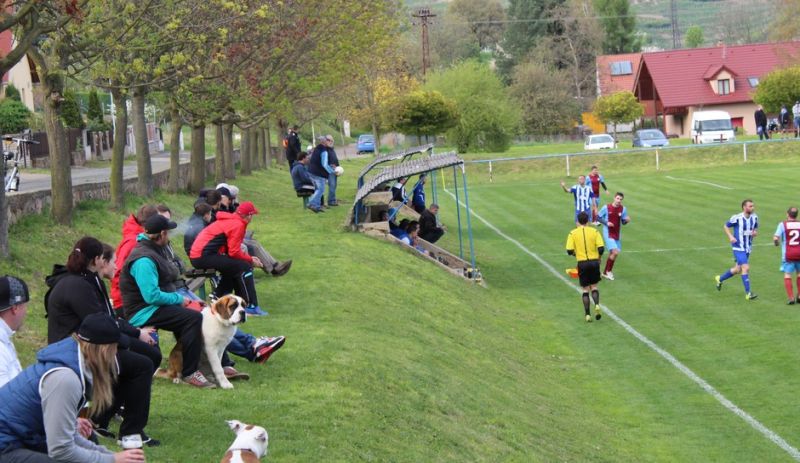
left=586, top=166, right=609, bottom=223
left=598, top=192, right=630, bottom=280
left=773, top=207, right=800, bottom=304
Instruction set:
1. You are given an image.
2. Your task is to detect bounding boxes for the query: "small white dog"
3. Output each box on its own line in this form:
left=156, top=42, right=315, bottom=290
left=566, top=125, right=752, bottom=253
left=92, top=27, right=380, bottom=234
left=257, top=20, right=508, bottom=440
left=220, top=420, right=268, bottom=463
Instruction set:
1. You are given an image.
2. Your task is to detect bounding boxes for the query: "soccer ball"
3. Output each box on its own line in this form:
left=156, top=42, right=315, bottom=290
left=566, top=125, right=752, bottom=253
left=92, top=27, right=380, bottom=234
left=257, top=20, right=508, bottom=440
left=334, top=166, right=344, bottom=176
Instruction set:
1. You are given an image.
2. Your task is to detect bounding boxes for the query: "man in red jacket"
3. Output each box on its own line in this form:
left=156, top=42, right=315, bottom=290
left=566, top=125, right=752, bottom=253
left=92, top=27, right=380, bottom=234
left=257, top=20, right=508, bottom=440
left=189, top=201, right=266, bottom=316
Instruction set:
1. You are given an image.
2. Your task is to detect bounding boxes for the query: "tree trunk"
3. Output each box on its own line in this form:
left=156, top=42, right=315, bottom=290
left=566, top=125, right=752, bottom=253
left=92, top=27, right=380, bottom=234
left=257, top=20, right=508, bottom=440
left=223, top=123, right=235, bottom=179
left=214, top=123, right=224, bottom=183
left=372, top=121, right=381, bottom=154
left=131, top=87, right=152, bottom=197
left=168, top=104, right=182, bottom=193
left=110, top=88, right=128, bottom=210
left=249, top=128, right=258, bottom=171
left=29, top=49, right=72, bottom=225
left=264, top=124, right=272, bottom=168
left=255, top=126, right=264, bottom=170
left=240, top=127, right=251, bottom=175
left=188, top=122, right=206, bottom=193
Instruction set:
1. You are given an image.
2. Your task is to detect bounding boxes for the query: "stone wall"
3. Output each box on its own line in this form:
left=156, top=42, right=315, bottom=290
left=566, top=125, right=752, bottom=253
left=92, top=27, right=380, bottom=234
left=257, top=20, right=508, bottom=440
left=5, top=154, right=233, bottom=225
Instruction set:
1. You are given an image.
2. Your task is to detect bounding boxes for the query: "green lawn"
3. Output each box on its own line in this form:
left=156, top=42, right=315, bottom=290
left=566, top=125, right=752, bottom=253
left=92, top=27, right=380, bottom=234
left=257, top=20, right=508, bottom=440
left=2, top=141, right=800, bottom=461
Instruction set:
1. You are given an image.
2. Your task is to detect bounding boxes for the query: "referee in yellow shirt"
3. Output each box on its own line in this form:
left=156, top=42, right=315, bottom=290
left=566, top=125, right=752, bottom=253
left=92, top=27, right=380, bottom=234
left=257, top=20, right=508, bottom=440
left=566, top=211, right=605, bottom=322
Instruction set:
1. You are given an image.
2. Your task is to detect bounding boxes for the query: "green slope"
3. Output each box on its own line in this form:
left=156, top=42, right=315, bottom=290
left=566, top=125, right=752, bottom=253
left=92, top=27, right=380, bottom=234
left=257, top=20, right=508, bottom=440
left=1, top=149, right=797, bottom=461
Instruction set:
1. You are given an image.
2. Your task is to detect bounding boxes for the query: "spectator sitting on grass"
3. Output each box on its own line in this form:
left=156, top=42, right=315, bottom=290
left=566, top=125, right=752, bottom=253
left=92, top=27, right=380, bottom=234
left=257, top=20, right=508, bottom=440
left=0, top=276, right=29, bottom=388
left=0, top=313, right=146, bottom=463
left=291, top=152, right=315, bottom=194
left=184, top=203, right=214, bottom=255
left=111, top=204, right=158, bottom=311
left=419, top=204, right=446, bottom=244
left=46, top=238, right=161, bottom=446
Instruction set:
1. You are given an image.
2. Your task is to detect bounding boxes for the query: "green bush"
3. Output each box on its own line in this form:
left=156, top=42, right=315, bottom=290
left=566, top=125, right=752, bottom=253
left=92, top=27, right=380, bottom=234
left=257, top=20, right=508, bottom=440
left=4, top=83, right=21, bottom=101
left=87, top=88, right=103, bottom=123
left=87, top=119, right=111, bottom=132
left=61, top=90, right=85, bottom=129
left=0, top=99, right=31, bottom=134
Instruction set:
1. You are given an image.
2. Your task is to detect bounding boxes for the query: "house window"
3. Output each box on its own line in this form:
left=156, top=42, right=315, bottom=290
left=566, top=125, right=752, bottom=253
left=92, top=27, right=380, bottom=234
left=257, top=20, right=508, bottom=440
left=748, top=77, right=759, bottom=87
left=610, top=61, right=633, bottom=76
left=718, top=79, right=731, bottom=95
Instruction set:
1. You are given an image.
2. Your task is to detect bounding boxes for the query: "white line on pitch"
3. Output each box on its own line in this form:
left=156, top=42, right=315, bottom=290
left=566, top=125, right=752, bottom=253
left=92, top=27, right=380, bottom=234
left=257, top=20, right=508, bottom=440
left=444, top=189, right=800, bottom=461
left=665, top=175, right=733, bottom=190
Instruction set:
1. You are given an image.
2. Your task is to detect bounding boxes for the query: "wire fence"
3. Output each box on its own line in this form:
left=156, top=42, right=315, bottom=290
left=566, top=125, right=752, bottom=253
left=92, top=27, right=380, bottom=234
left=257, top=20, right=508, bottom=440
left=460, top=137, right=800, bottom=183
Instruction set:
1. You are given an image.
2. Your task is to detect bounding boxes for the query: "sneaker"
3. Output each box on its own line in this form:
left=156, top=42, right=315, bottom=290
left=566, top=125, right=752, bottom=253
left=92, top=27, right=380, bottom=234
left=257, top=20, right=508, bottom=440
left=271, top=260, right=293, bottom=277
left=254, top=336, right=286, bottom=363
left=222, top=366, right=250, bottom=381
left=142, top=433, right=160, bottom=448
left=117, top=433, right=161, bottom=448
left=183, top=370, right=216, bottom=389
left=329, top=202, right=340, bottom=207
left=602, top=272, right=615, bottom=281
left=94, top=426, right=115, bottom=439
left=745, top=292, right=758, bottom=301
left=788, top=299, right=796, bottom=305
left=308, top=205, right=323, bottom=213
left=594, top=305, right=602, bottom=320
left=715, top=275, right=722, bottom=291
left=585, top=314, right=592, bottom=323
left=245, top=305, right=269, bottom=317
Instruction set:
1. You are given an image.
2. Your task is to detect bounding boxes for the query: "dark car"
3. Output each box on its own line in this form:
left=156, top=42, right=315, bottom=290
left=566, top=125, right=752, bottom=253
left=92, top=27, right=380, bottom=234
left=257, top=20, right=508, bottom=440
left=632, top=129, right=669, bottom=148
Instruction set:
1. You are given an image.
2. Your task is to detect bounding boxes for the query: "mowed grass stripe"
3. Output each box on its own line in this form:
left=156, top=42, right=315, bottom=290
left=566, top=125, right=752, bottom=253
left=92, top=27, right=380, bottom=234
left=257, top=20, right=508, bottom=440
left=439, top=163, right=800, bottom=460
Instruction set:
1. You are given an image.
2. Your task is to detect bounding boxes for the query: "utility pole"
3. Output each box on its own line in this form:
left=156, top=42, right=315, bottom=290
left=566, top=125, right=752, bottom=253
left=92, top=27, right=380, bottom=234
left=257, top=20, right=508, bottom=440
left=412, top=7, right=436, bottom=77
left=670, top=0, right=681, bottom=48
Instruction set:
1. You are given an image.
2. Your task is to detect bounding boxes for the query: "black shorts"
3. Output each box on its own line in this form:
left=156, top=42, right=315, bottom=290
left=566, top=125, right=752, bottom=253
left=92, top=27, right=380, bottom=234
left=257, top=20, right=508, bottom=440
left=577, top=260, right=601, bottom=287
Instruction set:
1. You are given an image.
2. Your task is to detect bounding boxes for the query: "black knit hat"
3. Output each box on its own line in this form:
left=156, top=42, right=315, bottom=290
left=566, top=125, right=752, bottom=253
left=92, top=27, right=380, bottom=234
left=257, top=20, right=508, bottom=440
left=0, top=275, right=29, bottom=312
left=77, top=313, right=121, bottom=345
left=144, top=214, right=177, bottom=234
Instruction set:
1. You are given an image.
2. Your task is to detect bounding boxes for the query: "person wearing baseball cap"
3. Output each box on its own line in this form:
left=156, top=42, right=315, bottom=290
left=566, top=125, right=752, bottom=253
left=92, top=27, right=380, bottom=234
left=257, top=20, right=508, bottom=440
left=190, top=201, right=267, bottom=316
left=0, top=275, right=29, bottom=387
left=119, top=214, right=214, bottom=389
left=0, top=313, right=146, bottom=462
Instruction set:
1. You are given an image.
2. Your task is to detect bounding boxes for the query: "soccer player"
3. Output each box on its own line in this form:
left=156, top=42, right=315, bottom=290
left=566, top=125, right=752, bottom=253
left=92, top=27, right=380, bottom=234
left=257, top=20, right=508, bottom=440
left=560, top=175, right=596, bottom=226
left=773, top=207, right=800, bottom=304
left=715, top=199, right=759, bottom=300
left=586, top=165, right=609, bottom=223
left=598, top=192, right=630, bottom=280
left=566, top=211, right=605, bottom=322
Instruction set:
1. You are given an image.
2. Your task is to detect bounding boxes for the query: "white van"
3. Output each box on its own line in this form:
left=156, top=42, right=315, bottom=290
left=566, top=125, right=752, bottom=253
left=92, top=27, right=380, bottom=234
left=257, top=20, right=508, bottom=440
left=691, top=110, right=735, bottom=144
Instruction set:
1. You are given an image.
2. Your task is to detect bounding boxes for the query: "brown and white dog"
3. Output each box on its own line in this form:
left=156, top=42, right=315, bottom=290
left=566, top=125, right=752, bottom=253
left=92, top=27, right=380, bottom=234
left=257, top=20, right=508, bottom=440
left=162, top=294, right=247, bottom=389
left=221, top=420, right=268, bottom=463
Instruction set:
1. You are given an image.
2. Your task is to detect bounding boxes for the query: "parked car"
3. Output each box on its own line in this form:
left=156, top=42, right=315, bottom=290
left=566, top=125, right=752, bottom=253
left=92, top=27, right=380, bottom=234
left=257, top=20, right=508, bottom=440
left=632, top=129, right=669, bottom=148
left=584, top=134, right=616, bottom=150
left=356, top=134, right=375, bottom=154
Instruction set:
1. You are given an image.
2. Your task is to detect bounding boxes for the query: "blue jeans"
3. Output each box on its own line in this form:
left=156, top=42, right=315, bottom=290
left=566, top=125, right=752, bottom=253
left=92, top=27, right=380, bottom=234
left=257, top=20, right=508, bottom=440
left=308, top=173, right=327, bottom=209
left=327, top=173, right=337, bottom=205
left=226, top=329, right=257, bottom=362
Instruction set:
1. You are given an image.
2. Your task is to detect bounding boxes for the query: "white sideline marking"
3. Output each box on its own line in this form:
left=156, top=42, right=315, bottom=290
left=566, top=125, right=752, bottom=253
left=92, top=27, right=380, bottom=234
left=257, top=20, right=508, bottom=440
left=445, top=189, right=800, bottom=461
left=666, top=175, right=733, bottom=190
left=620, top=243, right=771, bottom=255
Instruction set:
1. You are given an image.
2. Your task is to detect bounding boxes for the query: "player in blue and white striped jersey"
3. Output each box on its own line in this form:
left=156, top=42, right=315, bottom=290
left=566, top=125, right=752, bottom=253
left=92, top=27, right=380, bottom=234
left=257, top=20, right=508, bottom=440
left=560, top=176, right=596, bottom=226
left=715, top=199, right=759, bottom=300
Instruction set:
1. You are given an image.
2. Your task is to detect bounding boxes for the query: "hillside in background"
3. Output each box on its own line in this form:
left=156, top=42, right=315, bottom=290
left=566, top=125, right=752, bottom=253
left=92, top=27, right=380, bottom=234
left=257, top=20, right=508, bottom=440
left=403, top=0, right=775, bottom=50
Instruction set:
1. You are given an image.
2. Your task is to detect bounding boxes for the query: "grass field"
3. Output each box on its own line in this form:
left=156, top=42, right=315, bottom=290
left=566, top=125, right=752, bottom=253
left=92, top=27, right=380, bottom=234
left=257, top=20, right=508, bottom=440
left=2, top=140, right=800, bottom=461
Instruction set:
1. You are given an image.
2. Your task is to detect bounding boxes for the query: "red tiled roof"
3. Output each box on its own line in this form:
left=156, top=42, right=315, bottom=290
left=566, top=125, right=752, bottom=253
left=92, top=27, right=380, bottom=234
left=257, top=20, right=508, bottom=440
left=596, top=52, right=642, bottom=96
left=702, top=64, right=737, bottom=80
left=638, top=41, right=800, bottom=108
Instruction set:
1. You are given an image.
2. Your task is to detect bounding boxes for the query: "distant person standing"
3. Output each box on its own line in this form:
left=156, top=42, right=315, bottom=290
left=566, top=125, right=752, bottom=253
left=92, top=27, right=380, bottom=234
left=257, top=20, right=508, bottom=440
left=793, top=100, right=800, bottom=138
left=306, top=136, right=335, bottom=213
left=324, top=135, right=340, bottom=207
left=755, top=105, right=769, bottom=140
left=411, top=175, right=426, bottom=214
left=284, top=125, right=301, bottom=169
left=715, top=199, right=759, bottom=300
left=773, top=207, right=800, bottom=305
left=560, top=176, right=595, bottom=226
left=779, top=104, right=791, bottom=138
left=565, top=211, right=605, bottom=322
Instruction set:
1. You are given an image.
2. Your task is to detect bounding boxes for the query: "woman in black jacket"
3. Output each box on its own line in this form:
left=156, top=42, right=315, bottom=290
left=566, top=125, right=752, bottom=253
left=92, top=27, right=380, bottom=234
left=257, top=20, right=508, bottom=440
left=45, top=237, right=161, bottom=446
